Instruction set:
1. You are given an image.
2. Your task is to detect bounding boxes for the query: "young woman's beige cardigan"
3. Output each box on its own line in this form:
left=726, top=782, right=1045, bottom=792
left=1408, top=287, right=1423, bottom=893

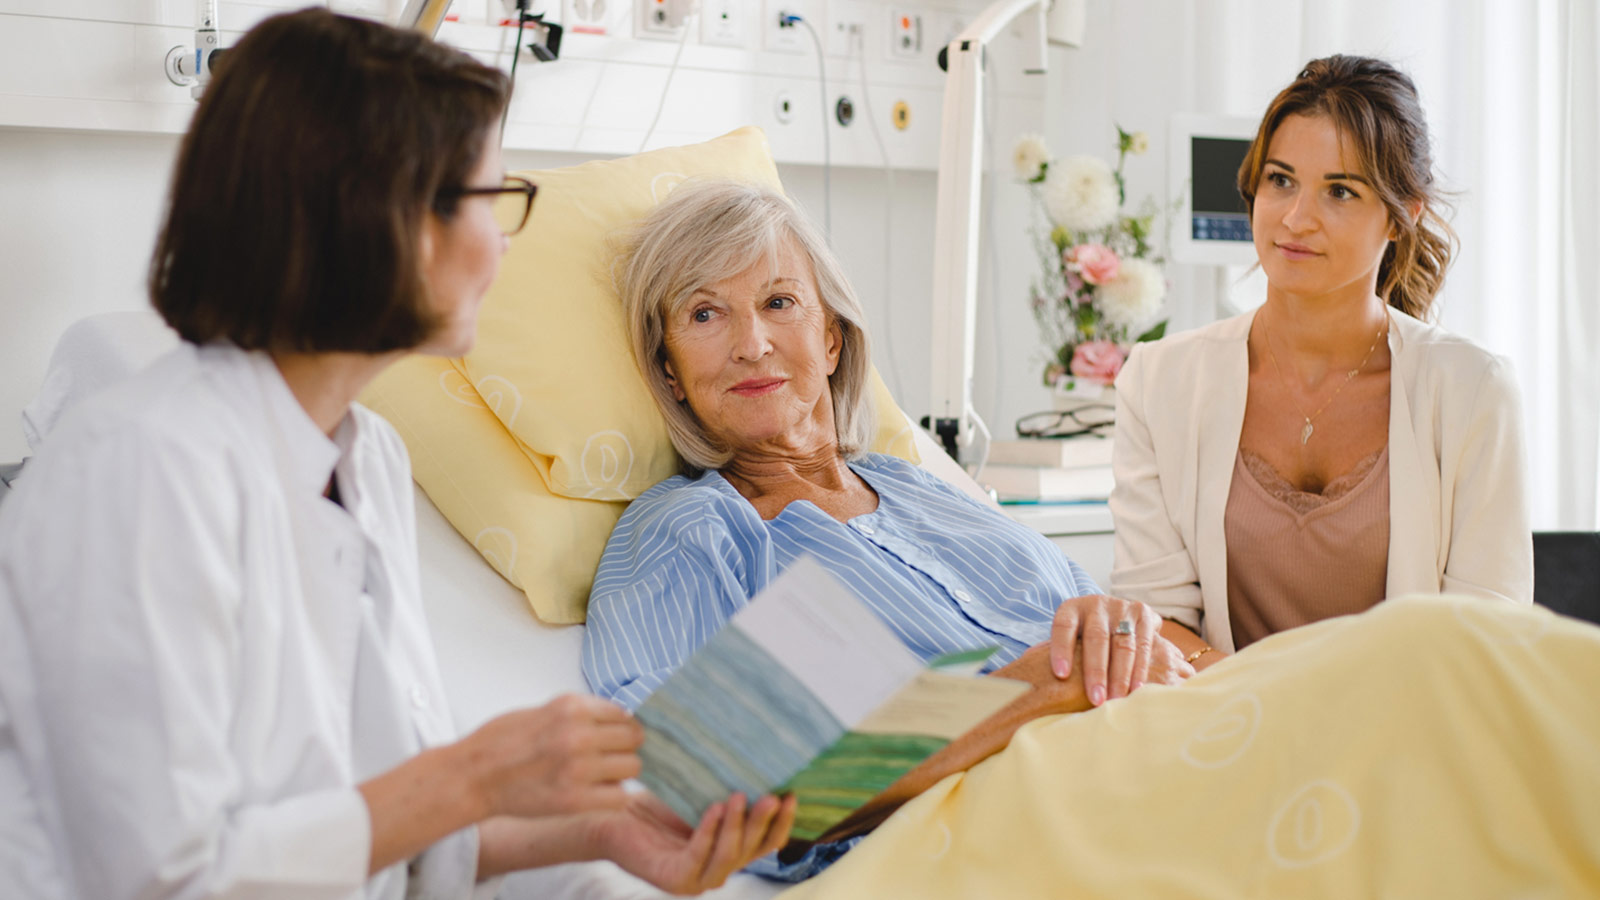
left=1108, top=308, right=1533, bottom=653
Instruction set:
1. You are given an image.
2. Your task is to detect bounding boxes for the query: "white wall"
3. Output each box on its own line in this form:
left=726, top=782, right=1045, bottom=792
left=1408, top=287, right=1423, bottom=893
left=0, top=128, right=179, bottom=461
left=0, top=127, right=944, bottom=463
left=5, top=0, right=1588, bottom=533
left=0, top=0, right=1006, bottom=462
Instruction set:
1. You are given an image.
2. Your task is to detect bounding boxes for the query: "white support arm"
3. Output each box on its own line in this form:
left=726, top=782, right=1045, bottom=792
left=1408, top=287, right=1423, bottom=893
left=926, top=0, right=1048, bottom=462
left=927, top=0, right=1081, bottom=463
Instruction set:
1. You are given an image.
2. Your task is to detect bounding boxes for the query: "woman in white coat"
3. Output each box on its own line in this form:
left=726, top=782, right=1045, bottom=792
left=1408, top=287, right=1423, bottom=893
left=0, top=10, right=790, bottom=899
left=1111, top=55, right=1532, bottom=665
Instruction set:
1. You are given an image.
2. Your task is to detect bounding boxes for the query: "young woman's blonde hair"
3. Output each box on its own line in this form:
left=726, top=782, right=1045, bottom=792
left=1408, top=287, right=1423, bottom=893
left=1237, top=54, right=1457, bottom=320
left=615, top=179, right=875, bottom=475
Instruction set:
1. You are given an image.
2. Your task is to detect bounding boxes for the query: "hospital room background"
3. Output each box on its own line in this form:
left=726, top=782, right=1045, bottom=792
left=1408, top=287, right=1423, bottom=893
left=0, top=0, right=1596, bottom=536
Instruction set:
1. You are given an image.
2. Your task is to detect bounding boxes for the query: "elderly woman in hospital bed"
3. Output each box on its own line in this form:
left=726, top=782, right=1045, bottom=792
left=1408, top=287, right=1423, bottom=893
left=0, top=10, right=791, bottom=900
left=582, top=179, right=1600, bottom=892
left=581, top=179, right=1196, bottom=878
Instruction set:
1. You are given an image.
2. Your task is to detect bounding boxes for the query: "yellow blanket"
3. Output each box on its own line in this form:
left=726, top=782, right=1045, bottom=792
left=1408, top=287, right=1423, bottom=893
left=780, top=596, right=1600, bottom=898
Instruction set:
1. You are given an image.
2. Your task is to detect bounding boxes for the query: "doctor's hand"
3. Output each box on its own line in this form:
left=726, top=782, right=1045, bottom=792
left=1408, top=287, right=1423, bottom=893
left=1047, top=594, right=1193, bottom=706
left=592, top=791, right=797, bottom=894
left=465, top=694, right=644, bottom=820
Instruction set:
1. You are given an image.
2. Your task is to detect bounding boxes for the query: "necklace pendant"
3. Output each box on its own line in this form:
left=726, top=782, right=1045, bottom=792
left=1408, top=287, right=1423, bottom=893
left=1301, top=420, right=1314, bottom=445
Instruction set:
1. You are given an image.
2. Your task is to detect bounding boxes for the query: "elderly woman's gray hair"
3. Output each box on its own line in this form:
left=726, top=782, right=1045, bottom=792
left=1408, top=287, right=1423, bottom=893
left=615, top=179, right=875, bottom=475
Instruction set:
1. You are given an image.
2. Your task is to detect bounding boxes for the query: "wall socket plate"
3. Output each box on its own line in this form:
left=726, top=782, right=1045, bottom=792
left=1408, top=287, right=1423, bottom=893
left=824, top=0, right=867, bottom=58
left=699, top=0, right=746, bottom=48
left=887, top=7, right=921, bottom=60
left=763, top=0, right=822, bottom=55
left=564, top=0, right=611, bottom=34
left=635, top=0, right=687, bottom=40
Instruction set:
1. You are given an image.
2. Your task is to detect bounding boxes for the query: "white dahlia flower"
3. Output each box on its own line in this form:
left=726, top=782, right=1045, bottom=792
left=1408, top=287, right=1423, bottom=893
left=1012, top=134, right=1050, bottom=180
left=1097, top=257, right=1166, bottom=329
left=1044, top=154, right=1119, bottom=233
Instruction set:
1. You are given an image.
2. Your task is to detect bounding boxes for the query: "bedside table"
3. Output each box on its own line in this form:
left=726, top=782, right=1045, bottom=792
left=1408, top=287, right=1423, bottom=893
left=1002, top=502, right=1115, bottom=588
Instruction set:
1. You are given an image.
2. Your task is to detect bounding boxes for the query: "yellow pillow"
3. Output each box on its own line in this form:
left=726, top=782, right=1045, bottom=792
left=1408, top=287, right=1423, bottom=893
left=365, top=127, right=920, bottom=623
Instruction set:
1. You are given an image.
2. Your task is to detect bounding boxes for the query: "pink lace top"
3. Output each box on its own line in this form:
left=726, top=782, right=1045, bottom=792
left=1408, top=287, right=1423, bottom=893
left=1225, top=446, right=1390, bottom=650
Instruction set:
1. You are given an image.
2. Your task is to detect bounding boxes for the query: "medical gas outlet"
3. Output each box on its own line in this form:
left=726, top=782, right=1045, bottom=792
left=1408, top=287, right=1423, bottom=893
left=165, top=0, right=222, bottom=100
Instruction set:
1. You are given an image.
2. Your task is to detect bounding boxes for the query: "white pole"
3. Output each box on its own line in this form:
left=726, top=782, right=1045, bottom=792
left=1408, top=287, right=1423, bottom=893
left=926, top=0, right=1048, bottom=462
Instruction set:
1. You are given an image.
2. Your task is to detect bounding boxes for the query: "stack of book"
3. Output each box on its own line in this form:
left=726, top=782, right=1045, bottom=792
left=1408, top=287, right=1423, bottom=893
left=978, top=436, right=1115, bottom=503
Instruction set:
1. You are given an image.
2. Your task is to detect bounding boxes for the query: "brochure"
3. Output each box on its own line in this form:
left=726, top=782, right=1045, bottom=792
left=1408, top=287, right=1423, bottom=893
left=634, top=556, right=1030, bottom=842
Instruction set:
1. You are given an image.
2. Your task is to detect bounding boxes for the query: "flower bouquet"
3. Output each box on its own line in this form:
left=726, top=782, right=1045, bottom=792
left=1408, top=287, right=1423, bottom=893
left=1014, top=127, right=1170, bottom=393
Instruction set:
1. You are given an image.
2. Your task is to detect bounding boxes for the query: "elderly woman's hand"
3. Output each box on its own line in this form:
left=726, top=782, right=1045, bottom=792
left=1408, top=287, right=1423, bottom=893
left=1049, top=594, right=1193, bottom=705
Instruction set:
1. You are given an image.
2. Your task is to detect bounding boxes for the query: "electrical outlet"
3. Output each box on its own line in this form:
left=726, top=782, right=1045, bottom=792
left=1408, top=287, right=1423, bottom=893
left=763, top=0, right=822, bottom=55
left=700, top=0, right=745, bottom=47
left=824, top=0, right=867, bottom=58
left=565, top=0, right=609, bottom=34
left=891, top=99, right=911, bottom=131
left=888, top=7, right=921, bottom=60
left=635, top=0, right=686, bottom=40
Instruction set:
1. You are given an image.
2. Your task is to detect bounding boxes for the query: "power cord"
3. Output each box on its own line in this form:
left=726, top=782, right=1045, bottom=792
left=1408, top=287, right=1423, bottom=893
left=501, top=5, right=529, bottom=135
left=638, top=11, right=695, bottom=152
left=781, top=12, right=831, bottom=239
left=499, top=1, right=563, bottom=138
left=852, top=26, right=903, bottom=401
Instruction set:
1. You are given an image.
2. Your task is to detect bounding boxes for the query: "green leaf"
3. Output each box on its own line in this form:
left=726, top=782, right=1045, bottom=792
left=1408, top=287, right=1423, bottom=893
left=1075, top=304, right=1098, bottom=333
left=1050, top=225, right=1071, bottom=252
left=1135, top=320, right=1168, bottom=342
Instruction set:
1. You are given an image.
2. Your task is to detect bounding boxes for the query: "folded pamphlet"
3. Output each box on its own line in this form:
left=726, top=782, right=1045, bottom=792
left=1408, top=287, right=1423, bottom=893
left=634, top=556, right=1029, bottom=842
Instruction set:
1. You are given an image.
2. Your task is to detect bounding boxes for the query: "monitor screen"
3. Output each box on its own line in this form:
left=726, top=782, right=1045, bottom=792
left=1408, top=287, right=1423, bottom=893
left=1190, top=137, right=1252, bottom=243
left=1167, top=114, right=1259, bottom=266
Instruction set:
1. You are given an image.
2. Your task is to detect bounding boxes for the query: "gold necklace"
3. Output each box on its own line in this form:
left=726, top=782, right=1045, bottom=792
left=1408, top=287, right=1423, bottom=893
left=1261, top=313, right=1388, bottom=446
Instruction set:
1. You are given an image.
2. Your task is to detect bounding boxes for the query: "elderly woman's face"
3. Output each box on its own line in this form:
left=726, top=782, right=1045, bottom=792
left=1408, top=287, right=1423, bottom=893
left=663, top=236, right=843, bottom=456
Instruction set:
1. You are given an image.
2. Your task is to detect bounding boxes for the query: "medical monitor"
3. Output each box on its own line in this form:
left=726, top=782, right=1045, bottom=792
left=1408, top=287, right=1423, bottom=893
left=1168, top=114, right=1259, bottom=266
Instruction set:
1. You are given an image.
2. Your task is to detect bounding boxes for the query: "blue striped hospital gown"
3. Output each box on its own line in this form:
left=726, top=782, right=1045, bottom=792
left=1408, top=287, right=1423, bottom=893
left=582, top=452, right=1100, bottom=881
left=583, top=452, right=1100, bottom=708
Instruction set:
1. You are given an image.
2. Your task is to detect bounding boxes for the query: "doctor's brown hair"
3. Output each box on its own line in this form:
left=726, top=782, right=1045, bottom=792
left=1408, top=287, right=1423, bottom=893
left=150, top=9, right=509, bottom=352
left=1237, top=54, right=1456, bottom=321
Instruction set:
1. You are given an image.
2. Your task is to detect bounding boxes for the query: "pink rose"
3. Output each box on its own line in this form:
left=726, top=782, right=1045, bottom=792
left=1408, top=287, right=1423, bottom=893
left=1068, top=243, right=1120, bottom=285
left=1069, top=340, right=1126, bottom=385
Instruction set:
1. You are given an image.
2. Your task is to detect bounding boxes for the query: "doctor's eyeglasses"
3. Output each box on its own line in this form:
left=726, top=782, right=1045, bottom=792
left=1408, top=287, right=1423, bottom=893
left=438, top=175, right=538, bottom=236
left=1015, top=404, right=1116, bottom=439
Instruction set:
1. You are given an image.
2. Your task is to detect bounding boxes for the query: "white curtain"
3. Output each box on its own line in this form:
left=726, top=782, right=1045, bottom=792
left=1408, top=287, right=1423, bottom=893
left=1175, top=0, right=1600, bottom=529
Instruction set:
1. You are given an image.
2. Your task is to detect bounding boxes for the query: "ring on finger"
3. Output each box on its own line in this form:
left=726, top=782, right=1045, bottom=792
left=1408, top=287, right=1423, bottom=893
left=1113, top=619, right=1135, bottom=637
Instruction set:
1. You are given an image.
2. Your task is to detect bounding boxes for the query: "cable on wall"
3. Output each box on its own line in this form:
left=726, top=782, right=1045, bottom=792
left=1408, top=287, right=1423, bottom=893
left=638, top=12, right=695, bottom=153
left=853, top=26, right=903, bottom=401
left=501, top=3, right=530, bottom=135
left=784, top=12, right=831, bottom=239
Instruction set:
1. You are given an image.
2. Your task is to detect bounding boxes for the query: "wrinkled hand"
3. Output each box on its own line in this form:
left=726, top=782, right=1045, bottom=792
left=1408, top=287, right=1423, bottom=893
left=594, top=792, right=797, bottom=895
left=466, top=694, right=644, bottom=820
left=1047, top=595, right=1193, bottom=705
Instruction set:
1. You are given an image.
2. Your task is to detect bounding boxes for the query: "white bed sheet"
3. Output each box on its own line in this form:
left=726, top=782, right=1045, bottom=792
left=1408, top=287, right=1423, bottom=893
left=413, top=482, right=788, bottom=900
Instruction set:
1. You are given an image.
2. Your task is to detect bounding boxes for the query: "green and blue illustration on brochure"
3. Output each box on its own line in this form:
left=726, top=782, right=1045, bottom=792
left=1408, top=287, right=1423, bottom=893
left=634, top=556, right=1030, bottom=842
